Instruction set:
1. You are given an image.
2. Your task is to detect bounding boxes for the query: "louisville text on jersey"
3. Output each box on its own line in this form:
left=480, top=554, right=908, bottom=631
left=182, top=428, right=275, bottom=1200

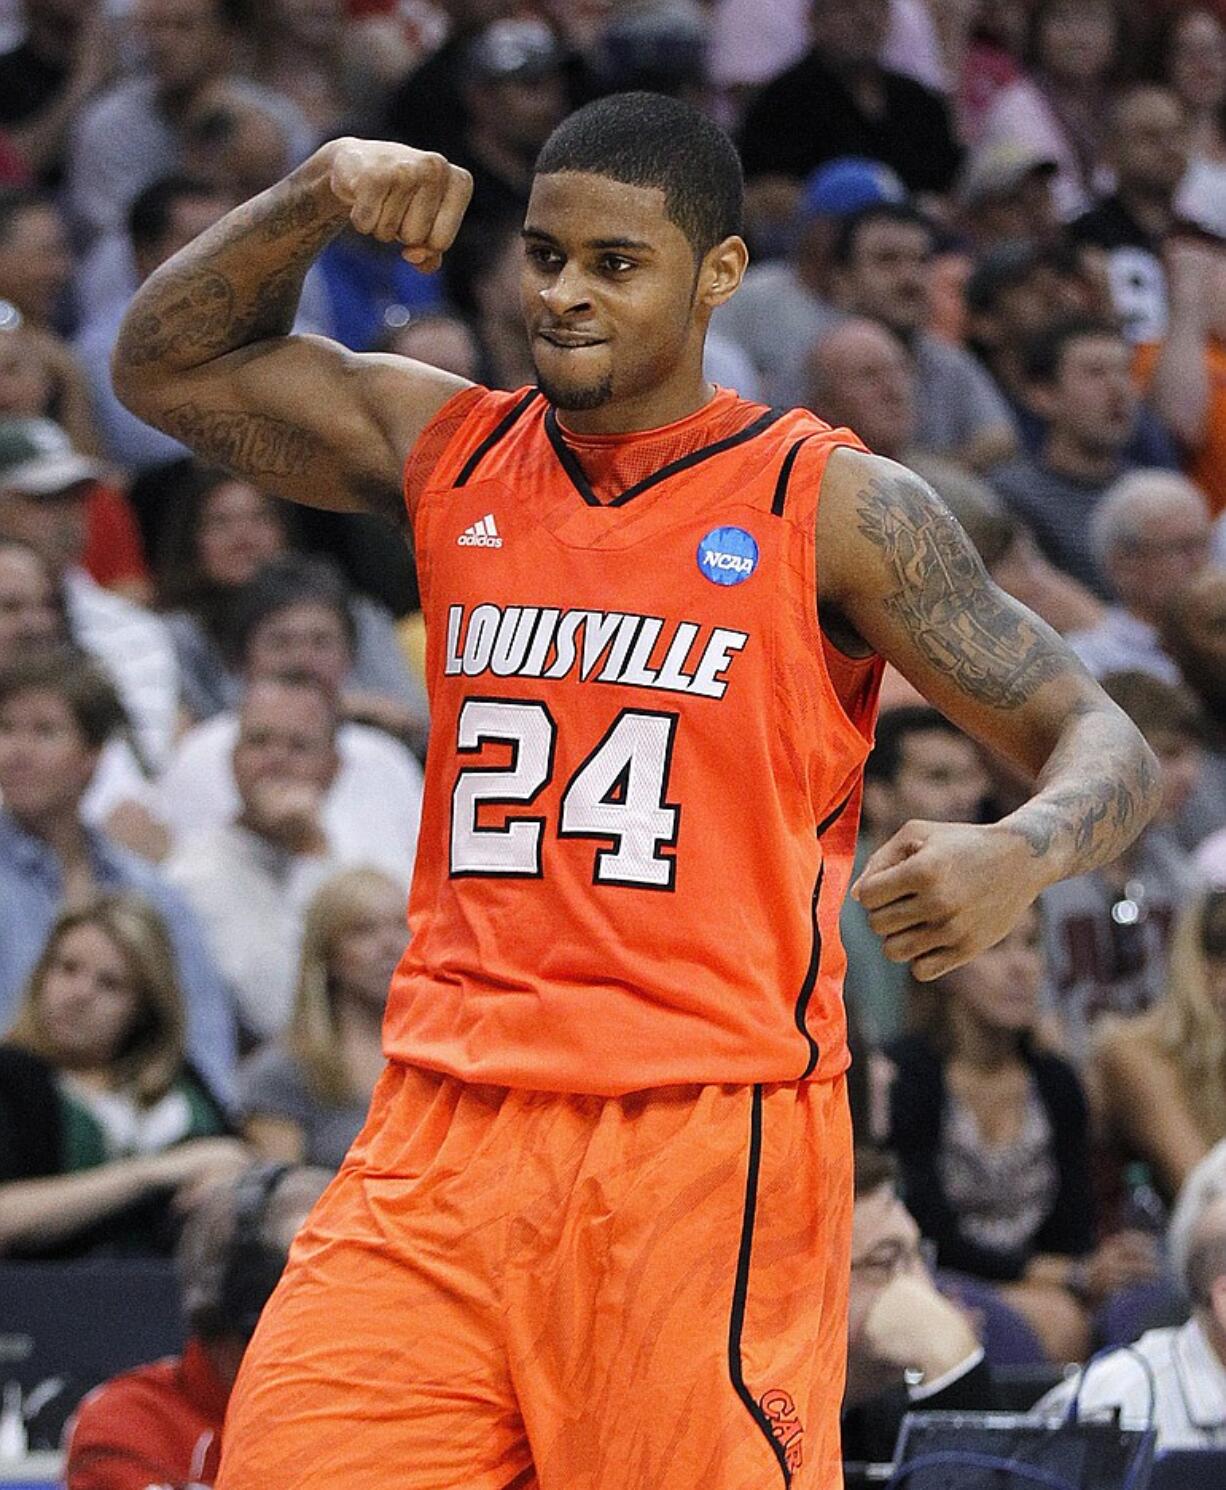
left=443, top=604, right=749, bottom=699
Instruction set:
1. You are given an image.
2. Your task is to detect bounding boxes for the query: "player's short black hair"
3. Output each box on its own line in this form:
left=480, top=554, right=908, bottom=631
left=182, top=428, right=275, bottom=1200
left=864, top=704, right=965, bottom=786
left=533, top=91, right=743, bottom=257
left=127, top=175, right=218, bottom=255
left=831, top=203, right=934, bottom=268
left=1020, top=315, right=1123, bottom=386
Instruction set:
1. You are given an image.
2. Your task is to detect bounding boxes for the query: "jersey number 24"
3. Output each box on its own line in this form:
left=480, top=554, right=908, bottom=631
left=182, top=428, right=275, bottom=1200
left=450, top=698, right=680, bottom=889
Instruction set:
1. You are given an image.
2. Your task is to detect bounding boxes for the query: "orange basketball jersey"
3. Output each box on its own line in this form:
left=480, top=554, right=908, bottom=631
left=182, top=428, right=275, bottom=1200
left=385, top=386, right=884, bottom=1094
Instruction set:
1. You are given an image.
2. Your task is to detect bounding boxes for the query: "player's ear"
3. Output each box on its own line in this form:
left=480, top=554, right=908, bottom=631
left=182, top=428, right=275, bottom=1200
left=697, top=235, right=749, bottom=310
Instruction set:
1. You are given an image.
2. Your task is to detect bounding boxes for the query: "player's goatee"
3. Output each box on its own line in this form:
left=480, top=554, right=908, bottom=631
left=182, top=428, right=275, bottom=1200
left=532, top=368, right=614, bottom=411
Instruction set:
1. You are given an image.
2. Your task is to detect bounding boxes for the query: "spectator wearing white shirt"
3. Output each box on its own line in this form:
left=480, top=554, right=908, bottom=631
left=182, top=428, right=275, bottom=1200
left=165, top=674, right=345, bottom=1044
left=1069, top=471, right=1214, bottom=685
left=1035, top=1191, right=1226, bottom=1448
left=151, top=558, right=422, bottom=883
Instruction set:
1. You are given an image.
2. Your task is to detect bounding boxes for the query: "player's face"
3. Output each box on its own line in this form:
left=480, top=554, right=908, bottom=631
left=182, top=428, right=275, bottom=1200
left=521, top=172, right=726, bottom=426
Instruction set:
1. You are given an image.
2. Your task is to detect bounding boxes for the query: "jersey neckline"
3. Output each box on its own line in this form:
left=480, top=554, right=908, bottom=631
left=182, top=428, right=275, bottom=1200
left=543, top=398, right=787, bottom=508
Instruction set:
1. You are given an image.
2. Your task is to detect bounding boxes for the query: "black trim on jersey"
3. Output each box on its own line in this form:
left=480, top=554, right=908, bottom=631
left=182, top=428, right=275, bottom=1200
left=453, top=389, right=541, bottom=488
left=728, top=1085, right=792, bottom=1489
left=770, top=436, right=815, bottom=518
left=543, top=405, right=603, bottom=506
left=794, top=789, right=856, bottom=1079
left=542, top=404, right=788, bottom=508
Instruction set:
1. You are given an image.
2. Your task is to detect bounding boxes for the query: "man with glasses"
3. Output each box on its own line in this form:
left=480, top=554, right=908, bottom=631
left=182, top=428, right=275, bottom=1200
left=843, top=1147, right=990, bottom=1464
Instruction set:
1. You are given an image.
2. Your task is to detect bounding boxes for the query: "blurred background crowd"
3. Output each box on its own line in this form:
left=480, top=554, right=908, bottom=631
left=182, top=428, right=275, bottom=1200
left=3, top=0, right=1226, bottom=1480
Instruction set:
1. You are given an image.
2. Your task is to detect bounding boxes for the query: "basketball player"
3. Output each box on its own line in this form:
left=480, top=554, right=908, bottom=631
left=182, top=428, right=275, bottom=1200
left=112, top=94, right=1159, bottom=1490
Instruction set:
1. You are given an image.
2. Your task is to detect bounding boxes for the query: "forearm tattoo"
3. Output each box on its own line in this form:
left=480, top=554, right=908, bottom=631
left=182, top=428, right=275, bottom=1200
left=1006, top=708, right=1161, bottom=869
left=855, top=469, right=1160, bottom=872
left=855, top=472, right=1070, bottom=709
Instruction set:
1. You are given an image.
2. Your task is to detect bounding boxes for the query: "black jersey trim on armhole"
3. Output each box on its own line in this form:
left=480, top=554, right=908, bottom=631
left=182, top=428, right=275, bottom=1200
left=770, top=435, right=815, bottom=518
left=727, top=1084, right=792, bottom=1489
left=794, top=789, right=856, bottom=1080
left=453, top=389, right=541, bottom=488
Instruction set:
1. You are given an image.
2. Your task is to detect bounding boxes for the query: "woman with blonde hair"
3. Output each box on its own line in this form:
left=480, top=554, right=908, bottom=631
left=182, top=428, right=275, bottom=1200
left=0, top=895, right=245, bottom=1258
left=239, top=867, right=407, bottom=1169
left=1093, top=888, right=1226, bottom=1202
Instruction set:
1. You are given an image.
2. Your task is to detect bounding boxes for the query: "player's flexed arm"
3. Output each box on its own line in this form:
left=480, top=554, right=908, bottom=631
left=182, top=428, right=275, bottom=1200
left=112, top=139, right=475, bottom=524
left=817, top=448, right=1161, bottom=981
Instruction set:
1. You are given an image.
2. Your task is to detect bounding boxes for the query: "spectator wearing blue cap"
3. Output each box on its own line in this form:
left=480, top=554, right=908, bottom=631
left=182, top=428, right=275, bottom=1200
left=713, top=156, right=904, bottom=406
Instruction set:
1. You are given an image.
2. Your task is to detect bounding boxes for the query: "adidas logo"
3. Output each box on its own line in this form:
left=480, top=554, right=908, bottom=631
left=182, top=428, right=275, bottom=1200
left=457, top=513, right=503, bottom=548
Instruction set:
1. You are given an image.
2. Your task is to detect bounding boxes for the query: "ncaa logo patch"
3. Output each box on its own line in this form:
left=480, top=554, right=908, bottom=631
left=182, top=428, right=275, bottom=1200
left=697, top=526, right=759, bottom=586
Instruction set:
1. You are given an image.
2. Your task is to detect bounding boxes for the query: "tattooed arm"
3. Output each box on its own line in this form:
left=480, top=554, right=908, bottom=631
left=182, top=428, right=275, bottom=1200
left=112, top=138, right=475, bottom=523
left=817, top=449, right=1160, bottom=979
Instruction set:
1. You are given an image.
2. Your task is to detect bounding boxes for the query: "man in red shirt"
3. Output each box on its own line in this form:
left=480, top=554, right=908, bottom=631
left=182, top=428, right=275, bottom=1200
left=64, top=1164, right=329, bottom=1490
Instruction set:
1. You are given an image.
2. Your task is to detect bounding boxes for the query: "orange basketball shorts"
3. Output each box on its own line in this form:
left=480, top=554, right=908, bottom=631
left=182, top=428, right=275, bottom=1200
left=216, top=1062, right=854, bottom=1490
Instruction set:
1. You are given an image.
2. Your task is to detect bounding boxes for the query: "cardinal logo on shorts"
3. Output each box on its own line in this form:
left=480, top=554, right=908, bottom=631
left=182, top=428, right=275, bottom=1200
left=759, top=1388, right=804, bottom=1472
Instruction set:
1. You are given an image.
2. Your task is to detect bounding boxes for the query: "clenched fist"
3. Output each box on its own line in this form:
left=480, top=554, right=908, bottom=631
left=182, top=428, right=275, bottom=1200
left=327, top=138, right=474, bottom=272
left=851, top=819, right=1045, bottom=981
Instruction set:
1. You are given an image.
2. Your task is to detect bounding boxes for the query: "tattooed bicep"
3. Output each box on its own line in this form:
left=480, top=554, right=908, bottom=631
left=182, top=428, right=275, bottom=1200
left=850, top=468, right=1074, bottom=710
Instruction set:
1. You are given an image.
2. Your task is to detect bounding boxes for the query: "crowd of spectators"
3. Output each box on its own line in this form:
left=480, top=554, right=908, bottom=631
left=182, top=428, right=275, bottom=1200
left=3, top=0, right=1226, bottom=1476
